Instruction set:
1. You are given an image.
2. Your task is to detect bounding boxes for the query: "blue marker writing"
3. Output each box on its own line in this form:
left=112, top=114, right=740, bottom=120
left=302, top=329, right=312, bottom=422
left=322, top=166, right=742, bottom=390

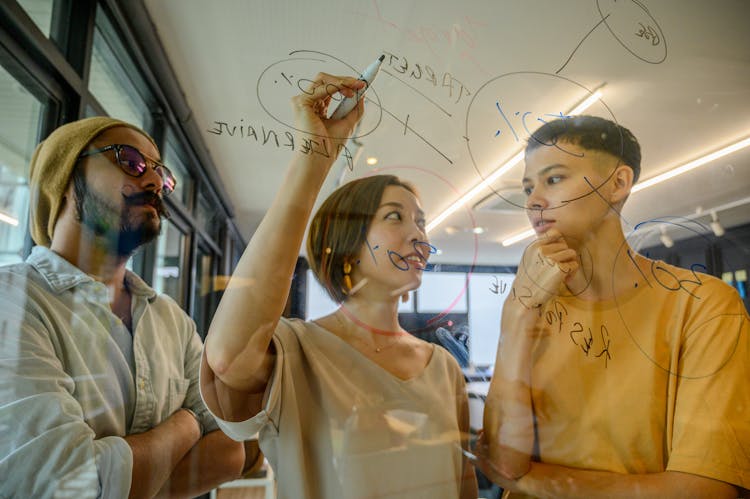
left=330, top=55, right=385, bottom=120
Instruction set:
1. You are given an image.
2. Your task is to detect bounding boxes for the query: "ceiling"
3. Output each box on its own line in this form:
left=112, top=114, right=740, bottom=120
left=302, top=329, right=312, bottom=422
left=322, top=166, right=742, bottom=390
left=143, top=0, right=750, bottom=266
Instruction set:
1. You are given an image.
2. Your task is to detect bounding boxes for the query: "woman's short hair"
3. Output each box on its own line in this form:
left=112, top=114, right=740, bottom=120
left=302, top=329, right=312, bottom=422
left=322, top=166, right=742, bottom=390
left=307, top=174, right=417, bottom=303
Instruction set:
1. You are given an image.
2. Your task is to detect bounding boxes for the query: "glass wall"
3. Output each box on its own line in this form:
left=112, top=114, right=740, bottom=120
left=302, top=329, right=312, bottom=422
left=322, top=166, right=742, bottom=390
left=192, top=245, right=216, bottom=337
left=153, top=219, right=186, bottom=305
left=88, top=10, right=149, bottom=128
left=0, top=63, right=46, bottom=265
left=16, top=0, right=54, bottom=37
left=0, top=2, right=246, bottom=497
left=162, top=129, right=194, bottom=208
left=0, top=0, right=244, bottom=321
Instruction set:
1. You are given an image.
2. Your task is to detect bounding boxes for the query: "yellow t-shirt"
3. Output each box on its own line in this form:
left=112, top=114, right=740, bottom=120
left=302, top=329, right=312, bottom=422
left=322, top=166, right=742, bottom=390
left=526, top=259, right=749, bottom=490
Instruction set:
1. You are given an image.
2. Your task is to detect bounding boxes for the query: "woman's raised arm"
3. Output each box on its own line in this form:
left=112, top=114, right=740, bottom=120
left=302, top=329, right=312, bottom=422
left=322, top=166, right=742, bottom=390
left=201, top=74, right=365, bottom=421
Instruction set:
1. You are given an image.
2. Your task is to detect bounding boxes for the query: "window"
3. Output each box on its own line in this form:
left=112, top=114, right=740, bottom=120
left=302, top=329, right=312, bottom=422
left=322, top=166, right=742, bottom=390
left=192, top=245, right=216, bottom=337
left=306, top=269, right=339, bottom=320
left=468, top=273, right=515, bottom=367
left=161, top=130, right=194, bottom=208
left=16, top=0, right=54, bottom=38
left=87, top=8, right=149, bottom=127
left=0, top=63, right=48, bottom=264
left=154, top=220, right=186, bottom=305
left=417, top=272, right=468, bottom=313
left=195, top=191, right=221, bottom=241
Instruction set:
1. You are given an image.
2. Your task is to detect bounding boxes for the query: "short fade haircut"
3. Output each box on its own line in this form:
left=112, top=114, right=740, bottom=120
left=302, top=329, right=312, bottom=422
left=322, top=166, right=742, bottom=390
left=307, top=174, right=417, bottom=303
left=525, top=115, right=641, bottom=183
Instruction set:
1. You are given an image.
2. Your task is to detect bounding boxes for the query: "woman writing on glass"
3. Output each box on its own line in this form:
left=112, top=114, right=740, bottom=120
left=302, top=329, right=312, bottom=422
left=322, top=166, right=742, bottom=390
left=200, top=73, right=477, bottom=498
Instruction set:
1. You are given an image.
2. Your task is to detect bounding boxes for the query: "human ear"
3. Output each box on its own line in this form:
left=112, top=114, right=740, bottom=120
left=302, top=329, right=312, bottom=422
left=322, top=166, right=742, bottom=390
left=609, top=164, right=634, bottom=204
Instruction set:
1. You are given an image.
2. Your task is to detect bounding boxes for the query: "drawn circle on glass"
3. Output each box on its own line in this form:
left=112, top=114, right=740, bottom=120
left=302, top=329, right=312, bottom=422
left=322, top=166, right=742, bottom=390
left=465, top=71, right=622, bottom=213
left=256, top=50, right=383, bottom=140
left=596, top=0, right=667, bottom=64
left=337, top=165, right=481, bottom=336
left=613, top=217, right=743, bottom=378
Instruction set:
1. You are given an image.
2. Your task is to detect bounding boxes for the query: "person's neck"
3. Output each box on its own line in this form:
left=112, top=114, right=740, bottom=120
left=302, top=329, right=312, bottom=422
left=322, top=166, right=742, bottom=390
left=565, top=219, right=640, bottom=302
left=50, top=225, right=130, bottom=292
left=338, top=293, right=404, bottom=336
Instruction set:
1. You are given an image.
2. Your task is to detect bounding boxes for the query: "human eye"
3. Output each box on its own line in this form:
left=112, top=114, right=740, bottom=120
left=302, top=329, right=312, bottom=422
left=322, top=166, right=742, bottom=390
left=416, top=217, right=426, bottom=231
left=546, top=175, right=564, bottom=186
left=522, top=184, right=533, bottom=196
left=384, top=211, right=402, bottom=221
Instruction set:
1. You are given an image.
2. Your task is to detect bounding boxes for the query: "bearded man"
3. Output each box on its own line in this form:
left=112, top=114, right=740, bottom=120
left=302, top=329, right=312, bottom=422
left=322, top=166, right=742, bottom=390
left=0, top=117, right=244, bottom=498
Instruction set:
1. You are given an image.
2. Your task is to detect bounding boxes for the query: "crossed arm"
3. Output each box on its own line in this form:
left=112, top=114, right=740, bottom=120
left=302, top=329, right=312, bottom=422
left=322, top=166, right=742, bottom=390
left=477, top=458, right=740, bottom=498
left=126, top=411, right=244, bottom=498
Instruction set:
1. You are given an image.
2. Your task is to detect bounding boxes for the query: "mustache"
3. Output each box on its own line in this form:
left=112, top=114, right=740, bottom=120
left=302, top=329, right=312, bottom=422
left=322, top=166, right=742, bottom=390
left=123, top=191, right=169, bottom=218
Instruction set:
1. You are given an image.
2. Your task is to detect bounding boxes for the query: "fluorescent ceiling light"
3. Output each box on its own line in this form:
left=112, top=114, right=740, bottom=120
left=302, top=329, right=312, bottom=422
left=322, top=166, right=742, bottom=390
left=632, top=137, right=750, bottom=193
left=568, top=90, right=604, bottom=116
left=426, top=89, right=604, bottom=233
left=0, top=212, right=18, bottom=226
left=500, top=136, right=750, bottom=246
left=426, top=151, right=525, bottom=232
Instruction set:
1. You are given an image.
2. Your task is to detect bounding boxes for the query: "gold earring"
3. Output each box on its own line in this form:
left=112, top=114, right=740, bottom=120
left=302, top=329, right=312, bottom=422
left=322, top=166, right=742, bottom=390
left=343, top=261, right=352, bottom=293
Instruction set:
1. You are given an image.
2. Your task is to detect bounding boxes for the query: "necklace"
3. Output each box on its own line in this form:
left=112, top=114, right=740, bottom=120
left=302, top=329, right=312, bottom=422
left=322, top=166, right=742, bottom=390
left=333, top=310, right=405, bottom=353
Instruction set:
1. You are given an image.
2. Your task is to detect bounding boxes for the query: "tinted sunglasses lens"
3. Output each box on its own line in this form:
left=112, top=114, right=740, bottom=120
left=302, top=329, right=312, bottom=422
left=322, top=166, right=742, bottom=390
left=159, top=166, right=176, bottom=195
left=117, top=145, right=148, bottom=176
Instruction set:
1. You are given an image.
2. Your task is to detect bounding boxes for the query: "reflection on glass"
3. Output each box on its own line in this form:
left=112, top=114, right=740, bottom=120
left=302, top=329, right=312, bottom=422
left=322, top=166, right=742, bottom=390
left=154, top=220, right=185, bottom=305
left=0, top=64, right=44, bottom=265
left=161, top=132, right=193, bottom=207
left=17, top=0, right=54, bottom=37
left=192, top=247, right=214, bottom=337
left=196, top=192, right=220, bottom=240
left=88, top=10, right=147, bottom=127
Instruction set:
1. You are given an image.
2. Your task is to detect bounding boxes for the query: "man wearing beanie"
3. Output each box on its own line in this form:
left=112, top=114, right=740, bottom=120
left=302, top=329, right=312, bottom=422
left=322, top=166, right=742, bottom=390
left=0, top=117, right=245, bottom=497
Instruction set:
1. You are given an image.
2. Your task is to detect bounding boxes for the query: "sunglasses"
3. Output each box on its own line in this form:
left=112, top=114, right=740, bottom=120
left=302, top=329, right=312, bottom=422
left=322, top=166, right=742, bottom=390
left=79, top=144, right=177, bottom=195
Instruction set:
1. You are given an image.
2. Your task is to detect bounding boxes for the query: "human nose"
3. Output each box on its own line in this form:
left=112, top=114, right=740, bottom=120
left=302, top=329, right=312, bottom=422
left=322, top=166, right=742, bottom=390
left=408, top=221, right=428, bottom=249
left=138, top=161, right=164, bottom=193
left=525, top=184, right=548, bottom=211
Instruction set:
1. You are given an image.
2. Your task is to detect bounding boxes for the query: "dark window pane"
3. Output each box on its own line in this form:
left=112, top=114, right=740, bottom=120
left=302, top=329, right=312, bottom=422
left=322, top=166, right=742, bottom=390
left=154, top=220, right=186, bottom=305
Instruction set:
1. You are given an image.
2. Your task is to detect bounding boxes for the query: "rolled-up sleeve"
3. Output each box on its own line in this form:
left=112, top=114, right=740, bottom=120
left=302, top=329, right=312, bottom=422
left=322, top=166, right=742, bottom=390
left=182, top=321, right=219, bottom=435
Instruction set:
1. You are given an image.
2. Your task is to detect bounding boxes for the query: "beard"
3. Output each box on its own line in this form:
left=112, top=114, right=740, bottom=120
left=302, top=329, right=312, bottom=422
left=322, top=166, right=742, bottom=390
left=75, top=181, right=169, bottom=257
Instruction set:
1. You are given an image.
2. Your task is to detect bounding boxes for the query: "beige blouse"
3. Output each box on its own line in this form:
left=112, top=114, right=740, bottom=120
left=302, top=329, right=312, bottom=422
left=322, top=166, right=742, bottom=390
left=208, top=317, right=470, bottom=499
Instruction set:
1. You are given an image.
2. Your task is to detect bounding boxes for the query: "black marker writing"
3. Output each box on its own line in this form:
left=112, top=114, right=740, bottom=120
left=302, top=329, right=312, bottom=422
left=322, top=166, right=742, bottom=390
left=490, top=276, right=508, bottom=295
left=626, top=248, right=705, bottom=298
left=382, top=51, right=471, bottom=104
left=208, top=120, right=355, bottom=171
left=538, top=299, right=611, bottom=367
left=650, top=260, right=704, bottom=299
left=493, top=102, right=582, bottom=157
left=275, top=71, right=349, bottom=101
left=635, top=22, right=660, bottom=46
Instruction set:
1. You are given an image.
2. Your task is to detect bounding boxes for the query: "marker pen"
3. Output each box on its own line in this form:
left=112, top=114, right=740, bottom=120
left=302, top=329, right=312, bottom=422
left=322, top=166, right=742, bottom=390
left=330, top=54, right=385, bottom=120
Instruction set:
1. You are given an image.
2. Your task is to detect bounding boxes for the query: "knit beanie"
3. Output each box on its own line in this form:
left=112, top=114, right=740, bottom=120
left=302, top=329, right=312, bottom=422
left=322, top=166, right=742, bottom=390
left=29, top=116, right=156, bottom=246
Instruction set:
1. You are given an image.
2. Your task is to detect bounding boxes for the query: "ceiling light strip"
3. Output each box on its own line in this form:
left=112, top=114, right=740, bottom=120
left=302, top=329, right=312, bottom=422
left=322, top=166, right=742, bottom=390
left=0, top=212, right=19, bottom=226
left=631, top=137, right=750, bottom=193
left=426, top=89, right=604, bottom=234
